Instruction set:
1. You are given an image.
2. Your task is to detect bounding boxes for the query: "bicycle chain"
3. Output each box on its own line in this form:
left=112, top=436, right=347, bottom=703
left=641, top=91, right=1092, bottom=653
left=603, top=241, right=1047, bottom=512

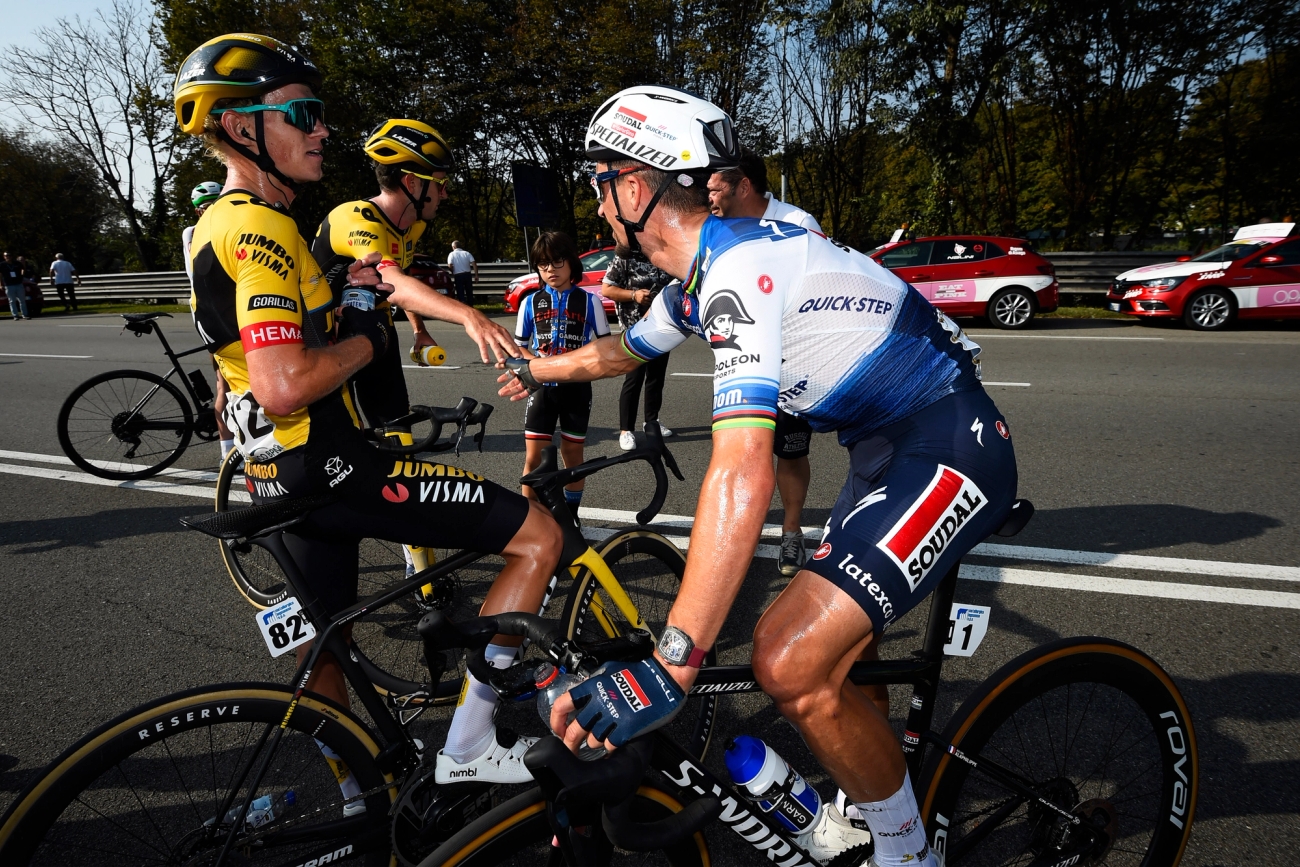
left=220, top=778, right=402, bottom=850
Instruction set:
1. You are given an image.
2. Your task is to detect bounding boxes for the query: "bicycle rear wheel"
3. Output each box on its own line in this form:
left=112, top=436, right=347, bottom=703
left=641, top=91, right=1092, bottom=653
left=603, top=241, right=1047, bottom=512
left=562, top=530, right=717, bottom=760
left=57, top=370, right=193, bottom=480
left=0, top=683, right=394, bottom=865
left=425, top=782, right=708, bottom=866
left=921, top=637, right=1197, bottom=866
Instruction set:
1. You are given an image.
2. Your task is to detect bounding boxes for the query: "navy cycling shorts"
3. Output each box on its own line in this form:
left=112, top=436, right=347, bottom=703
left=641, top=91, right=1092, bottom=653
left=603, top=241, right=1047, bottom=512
left=804, top=389, right=1017, bottom=635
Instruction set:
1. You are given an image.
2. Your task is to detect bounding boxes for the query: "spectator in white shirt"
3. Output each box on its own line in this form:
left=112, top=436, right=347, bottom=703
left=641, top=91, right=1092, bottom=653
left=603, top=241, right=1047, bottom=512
left=447, top=240, right=478, bottom=306
left=48, top=254, right=81, bottom=312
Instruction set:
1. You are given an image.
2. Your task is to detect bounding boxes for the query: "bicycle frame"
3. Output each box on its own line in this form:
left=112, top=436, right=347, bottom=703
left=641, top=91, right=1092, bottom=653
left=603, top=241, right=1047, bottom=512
left=125, top=316, right=218, bottom=432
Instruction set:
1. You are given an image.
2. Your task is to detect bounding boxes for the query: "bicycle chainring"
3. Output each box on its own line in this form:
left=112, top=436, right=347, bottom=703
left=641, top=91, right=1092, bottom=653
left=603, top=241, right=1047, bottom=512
left=390, top=763, right=500, bottom=866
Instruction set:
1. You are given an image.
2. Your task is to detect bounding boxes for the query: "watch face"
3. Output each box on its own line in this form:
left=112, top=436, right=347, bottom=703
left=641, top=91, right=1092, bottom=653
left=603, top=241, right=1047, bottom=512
left=659, top=628, right=691, bottom=664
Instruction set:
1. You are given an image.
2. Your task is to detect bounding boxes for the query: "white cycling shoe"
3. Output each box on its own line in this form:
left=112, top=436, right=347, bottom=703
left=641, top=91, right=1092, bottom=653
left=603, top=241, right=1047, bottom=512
left=435, top=729, right=538, bottom=785
left=795, top=802, right=873, bottom=863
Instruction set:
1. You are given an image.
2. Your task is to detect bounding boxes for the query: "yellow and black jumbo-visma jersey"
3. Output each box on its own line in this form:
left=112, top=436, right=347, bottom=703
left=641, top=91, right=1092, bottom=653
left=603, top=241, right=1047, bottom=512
left=189, top=191, right=359, bottom=462
left=311, top=199, right=426, bottom=305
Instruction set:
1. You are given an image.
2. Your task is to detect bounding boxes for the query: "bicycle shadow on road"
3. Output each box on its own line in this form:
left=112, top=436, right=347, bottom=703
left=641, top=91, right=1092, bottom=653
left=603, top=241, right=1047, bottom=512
left=1010, top=503, right=1282, bottom=553
left=0, top=505, right=199, bottom=554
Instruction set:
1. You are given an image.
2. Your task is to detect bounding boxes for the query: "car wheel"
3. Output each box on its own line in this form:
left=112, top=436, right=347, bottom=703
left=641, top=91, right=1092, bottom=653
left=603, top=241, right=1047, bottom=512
left=988, top=287, right=1035, bottom=329
left=1183, top=288, right=1234, bottom=331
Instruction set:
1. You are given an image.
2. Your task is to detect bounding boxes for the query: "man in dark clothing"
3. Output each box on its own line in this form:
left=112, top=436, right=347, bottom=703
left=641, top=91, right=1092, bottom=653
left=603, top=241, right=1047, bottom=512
left=3, top=252, right=27, bottom=319
left=600, top=246, right=675, bottom=449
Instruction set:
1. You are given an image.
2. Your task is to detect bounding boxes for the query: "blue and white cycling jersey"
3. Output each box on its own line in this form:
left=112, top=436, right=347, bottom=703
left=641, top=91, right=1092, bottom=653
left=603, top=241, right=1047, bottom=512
left=621, top=216, right=983, bottom=446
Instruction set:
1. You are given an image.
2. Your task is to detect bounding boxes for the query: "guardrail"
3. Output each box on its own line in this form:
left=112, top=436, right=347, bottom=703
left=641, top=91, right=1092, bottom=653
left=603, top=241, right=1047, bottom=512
left=1044, top=251, right=1188, bottom=298
left=53, top=262, right=535, bottom=306
left=56, top=253, right=1186, bottom=307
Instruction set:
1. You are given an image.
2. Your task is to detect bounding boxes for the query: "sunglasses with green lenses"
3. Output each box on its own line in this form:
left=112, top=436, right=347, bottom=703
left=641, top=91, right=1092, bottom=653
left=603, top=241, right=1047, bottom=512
left=212, top=98, right=326, bottom=134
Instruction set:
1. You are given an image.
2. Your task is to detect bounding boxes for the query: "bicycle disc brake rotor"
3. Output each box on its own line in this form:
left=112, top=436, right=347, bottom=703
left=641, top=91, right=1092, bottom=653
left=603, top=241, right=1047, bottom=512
left=1026, top=779, right=1115, bottom=865
left=391, top=763, right=499, bottom=866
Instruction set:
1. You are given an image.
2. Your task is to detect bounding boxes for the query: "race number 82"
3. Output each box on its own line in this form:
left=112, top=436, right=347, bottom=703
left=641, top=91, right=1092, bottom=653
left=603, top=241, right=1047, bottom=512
left=255, top=597, right=317, bottom=658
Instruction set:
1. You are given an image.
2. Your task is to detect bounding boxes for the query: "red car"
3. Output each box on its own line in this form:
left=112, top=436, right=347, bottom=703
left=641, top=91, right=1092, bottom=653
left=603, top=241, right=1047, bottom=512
left=870, top=235, right=1058, bottom=329
left=405, top=254, right=455, bottom=295
left=1105, top=223, right=1300, bottom=330
left=503, top=245, right=618, bottom=316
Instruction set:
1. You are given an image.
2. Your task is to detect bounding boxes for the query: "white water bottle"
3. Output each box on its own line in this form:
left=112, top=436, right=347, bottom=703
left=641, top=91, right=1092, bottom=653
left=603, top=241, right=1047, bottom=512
left=724, top=736, right=822, bottom=833
left=535, top=663, right=605, bottom=760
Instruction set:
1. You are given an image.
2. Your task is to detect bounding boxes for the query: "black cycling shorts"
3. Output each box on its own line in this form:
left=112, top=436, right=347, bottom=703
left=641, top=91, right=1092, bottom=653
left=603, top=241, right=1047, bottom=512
left=804, top=389, right=1017, bottom=635
left=245, top=427, right=530, bottom=615
left=774, top=411, right=813, bottom=460
left=524, top=383, right=593, bottom=444
left=349, top=318, right=411, bottom=427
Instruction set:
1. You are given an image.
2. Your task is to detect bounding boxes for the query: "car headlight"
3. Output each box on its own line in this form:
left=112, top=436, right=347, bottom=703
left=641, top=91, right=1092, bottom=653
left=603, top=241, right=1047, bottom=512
left=1135, top=276, right=1185, bottom=292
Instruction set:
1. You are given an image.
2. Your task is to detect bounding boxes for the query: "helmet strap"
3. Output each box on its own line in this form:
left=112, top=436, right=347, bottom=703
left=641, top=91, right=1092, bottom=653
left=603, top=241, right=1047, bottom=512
left=217, top=111, right=302, bottom=196
left=399, top=174, right=432, bottom=221
left=610, top=173, right=670, bottom=256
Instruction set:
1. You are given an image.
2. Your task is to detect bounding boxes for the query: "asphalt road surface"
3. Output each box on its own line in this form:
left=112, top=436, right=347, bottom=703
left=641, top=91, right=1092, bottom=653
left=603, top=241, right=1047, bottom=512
left=1, top=311, right=1297, bottom=864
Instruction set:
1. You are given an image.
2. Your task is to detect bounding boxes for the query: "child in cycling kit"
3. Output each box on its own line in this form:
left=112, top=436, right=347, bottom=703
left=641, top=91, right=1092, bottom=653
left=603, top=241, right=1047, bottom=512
left=514, top=231, right=611, bottom=512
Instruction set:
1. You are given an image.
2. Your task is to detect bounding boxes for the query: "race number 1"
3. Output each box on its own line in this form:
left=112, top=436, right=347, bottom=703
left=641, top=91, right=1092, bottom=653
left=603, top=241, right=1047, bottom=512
left=256, top=597, right=316, bottom=658
left=944, top=603, right=991, bottom=657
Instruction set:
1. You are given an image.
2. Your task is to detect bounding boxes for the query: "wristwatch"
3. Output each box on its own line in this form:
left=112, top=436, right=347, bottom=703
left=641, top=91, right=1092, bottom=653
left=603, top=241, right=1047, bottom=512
left=657, top=626, right=708, bottom=668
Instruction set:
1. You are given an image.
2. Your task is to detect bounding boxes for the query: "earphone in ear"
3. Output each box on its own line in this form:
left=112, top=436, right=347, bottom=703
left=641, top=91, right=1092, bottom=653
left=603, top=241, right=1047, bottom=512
left=239, top=128, right=253, bottom=141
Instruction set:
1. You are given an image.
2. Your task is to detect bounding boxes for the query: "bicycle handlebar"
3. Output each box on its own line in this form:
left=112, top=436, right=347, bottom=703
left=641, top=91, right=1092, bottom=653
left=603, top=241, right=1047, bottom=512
left=521, top=421, right=683, bottom=526
left=367, top=396, right=493, bottom=456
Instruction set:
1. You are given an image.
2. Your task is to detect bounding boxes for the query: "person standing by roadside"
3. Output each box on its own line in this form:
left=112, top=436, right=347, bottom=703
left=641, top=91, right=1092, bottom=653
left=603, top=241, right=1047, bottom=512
left=708, top=146, right=825, bottom=577
left=48, top=253, right=81, bottom=312
left=183, top=181, right=236, bottom=460
left=447, top=239, right=478, bottom=306
left=600, top=245, right=675, bottom=449
left=515, top=231, right=610, bottom=515
left=3, top=251, right=27, bottom=319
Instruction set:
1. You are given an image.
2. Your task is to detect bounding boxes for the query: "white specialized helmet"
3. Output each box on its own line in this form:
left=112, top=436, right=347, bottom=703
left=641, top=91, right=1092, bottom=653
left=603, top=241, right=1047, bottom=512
left=191, top=181, right=223, bottom=208
left=585, top=85, right=740, bottom=172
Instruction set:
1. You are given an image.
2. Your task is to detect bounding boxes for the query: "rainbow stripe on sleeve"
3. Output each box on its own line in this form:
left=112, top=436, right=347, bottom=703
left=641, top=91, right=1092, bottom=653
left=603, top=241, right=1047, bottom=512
left=711, top=377, right=779, bottom=432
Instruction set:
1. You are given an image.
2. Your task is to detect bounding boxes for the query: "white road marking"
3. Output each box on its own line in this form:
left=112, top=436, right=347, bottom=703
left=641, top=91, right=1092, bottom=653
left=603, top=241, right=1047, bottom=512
left=0, top=449, right=221, bottom=483
left=2, top=451, right=1295, bottom=608
left=960, top=565, right=1300, bottom=610
left=671, top=373, right=712, bottom=377
left=982, top=382, right=1031, bottom=387
left=401, top=365, right=462, bottom=370
left=975, top=542, right=1300, bottom=584
left=972, top=334, right=1163, bottom=341
left=0, top=353, right=93, bottom=358
left=0, top=461, right=247, bottom=502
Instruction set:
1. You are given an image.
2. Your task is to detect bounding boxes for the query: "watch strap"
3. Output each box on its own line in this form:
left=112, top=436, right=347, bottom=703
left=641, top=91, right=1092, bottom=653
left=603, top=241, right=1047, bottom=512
left=684, top=645, right=708, bottom=668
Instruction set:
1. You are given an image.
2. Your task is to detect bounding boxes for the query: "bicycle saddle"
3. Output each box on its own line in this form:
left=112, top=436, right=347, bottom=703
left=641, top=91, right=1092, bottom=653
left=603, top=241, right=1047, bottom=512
left=180, top=493, right=339, bottom=540
left=993, top=499, right=1034, bottom=537
left=121, top=312, right=174, bottom=323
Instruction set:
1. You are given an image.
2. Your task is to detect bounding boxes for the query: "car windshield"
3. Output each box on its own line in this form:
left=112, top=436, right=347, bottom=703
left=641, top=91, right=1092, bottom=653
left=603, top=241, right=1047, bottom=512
left=1191, top=240, right=1268, bottom=263
left=581, top=249, right=615, bottom=271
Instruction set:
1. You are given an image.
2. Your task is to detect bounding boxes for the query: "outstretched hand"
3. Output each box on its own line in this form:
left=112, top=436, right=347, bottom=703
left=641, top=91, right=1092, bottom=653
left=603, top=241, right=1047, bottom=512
left=345, top=252, right=392, bottom=295
left=463, top=308, right=521, bottom=365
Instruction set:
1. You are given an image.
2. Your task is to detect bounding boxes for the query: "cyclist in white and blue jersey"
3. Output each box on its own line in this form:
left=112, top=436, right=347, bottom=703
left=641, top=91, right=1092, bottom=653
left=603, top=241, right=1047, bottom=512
left=499, top=86, right=1017, bottom=866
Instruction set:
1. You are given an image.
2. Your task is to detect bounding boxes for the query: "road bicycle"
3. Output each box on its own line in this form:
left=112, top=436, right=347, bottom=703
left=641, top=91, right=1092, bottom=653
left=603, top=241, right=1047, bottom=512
left=0, top=428, right=717, bottom=866
left=427, top=498, right=1200, bottom=867
left=56, top=312, right=223, bottom=480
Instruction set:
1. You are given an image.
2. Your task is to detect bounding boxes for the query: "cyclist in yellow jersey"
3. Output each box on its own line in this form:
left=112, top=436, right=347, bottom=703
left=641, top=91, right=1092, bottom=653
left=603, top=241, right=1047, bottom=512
left=311, top=119, right=462, bottom=429
left=176, top=33, right=562, bottom=787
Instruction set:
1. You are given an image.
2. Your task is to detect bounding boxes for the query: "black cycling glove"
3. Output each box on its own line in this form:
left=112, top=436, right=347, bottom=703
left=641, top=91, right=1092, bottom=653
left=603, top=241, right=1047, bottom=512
left=569, top=655, right=685, bottom=747
left=338, top=302, right=389, bottom=362
left=505, top=357, right=542, bottom=393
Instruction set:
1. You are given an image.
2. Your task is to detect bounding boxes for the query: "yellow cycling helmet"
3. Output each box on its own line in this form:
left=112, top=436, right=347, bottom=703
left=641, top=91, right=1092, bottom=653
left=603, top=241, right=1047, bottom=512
left=365, top=119, right=457, bottom=176
left=173, top=33, right=322, bottom=135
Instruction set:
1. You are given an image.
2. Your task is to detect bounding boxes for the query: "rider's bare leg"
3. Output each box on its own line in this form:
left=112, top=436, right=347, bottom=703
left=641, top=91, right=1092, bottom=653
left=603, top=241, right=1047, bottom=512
left=775, top=455, right=810, bottom=533
left=753, top=571, right=903, bottom=801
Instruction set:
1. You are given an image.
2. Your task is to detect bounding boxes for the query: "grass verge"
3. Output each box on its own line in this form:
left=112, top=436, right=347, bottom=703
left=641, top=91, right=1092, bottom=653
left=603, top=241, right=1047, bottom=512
left=1040, top=305, right=1128, bottom=320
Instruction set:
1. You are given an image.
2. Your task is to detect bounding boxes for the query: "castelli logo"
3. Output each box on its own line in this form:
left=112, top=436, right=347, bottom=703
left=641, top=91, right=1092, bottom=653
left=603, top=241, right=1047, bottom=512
left=382, top=483, right=410, bottom=503
left=996, top=420, right=1009, bottom=439
left=682, top=295, right=693, bottom=317
left=812, top=542, right=832, bottom=560
left=758, top=274, right=774, bottom=294
left=236, top=248, right=248, bottom=260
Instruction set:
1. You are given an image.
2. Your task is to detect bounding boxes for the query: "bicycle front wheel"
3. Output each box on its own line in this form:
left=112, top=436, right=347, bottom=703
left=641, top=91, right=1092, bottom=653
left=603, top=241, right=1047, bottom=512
left=921, top=637, right=1197, bottom=867
left=0, top=683, right=395, bottom=865
left=562, top=530, right=717, bottom=760
left=57, top=370, right=193, bottom=479
left=425, top=782, right=708, bottom=866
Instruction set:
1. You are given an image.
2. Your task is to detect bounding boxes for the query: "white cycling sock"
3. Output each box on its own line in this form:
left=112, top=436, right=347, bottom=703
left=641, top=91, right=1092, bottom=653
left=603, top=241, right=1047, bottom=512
left=315, top=738, right=362, bottom=803
left=852, top=771, right=934, bottom=867
left=442, top=643, right=518, bottom=763
left=220, top=438, right=235, bottom=459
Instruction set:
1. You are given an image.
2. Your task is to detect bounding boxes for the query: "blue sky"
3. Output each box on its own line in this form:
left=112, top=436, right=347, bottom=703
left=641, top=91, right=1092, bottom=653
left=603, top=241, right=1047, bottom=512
left=4, top=0, right=110, bottom=49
